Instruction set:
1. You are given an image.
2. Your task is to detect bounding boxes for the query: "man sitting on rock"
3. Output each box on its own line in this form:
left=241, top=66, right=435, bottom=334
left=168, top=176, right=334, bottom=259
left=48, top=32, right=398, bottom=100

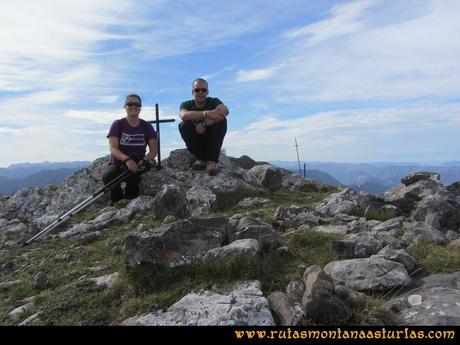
left=178, top=78, right=229, bottom=176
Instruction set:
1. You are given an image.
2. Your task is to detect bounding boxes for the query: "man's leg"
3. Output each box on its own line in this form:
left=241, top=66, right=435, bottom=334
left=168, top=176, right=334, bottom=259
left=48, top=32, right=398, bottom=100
left=204, top=118, right=227, bottom=162
left=179, top=120, right=206, bottom=160
left=102, top=164, right=124, bottom=202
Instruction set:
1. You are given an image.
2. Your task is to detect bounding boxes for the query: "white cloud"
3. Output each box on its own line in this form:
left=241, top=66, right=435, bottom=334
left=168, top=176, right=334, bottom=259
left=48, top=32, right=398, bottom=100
left=239, top=0, right=460, bottom=102
left=64, top=109, right=122, bottom=125
left=0, top=127, right=21, bottom=133
left=0, top=1, right=128, bottom=92
left=236, top=67, right=278, bottom=82
left=129, top=1, right=305, bottom=59
left=285, top=0, right=378, bottom=44
left=224, top=104, right=460, bottom=162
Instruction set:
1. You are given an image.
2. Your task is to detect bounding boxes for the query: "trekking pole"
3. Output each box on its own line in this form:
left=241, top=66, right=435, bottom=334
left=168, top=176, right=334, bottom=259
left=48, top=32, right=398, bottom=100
left=24, top=169, right=133, bottom=246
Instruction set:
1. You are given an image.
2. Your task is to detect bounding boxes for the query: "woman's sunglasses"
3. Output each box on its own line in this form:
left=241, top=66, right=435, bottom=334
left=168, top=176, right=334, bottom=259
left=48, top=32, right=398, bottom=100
left=125, top=102, right=141, bottom=108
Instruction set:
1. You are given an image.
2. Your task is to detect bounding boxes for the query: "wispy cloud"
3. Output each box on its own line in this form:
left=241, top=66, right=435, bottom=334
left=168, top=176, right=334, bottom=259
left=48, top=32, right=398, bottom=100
left=284, top=0, right=378, bottom=44
left=225, top=104, right=460, bottom=162
left=0, top=0, right=458, bottom=167
left=236, top=67, right=279, bottom=82
left=233, top=0, right=460, bottom=102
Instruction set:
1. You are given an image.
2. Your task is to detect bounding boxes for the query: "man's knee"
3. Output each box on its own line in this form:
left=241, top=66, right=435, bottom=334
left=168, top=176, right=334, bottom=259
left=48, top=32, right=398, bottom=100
left=179, top=121, right=193, bottom=134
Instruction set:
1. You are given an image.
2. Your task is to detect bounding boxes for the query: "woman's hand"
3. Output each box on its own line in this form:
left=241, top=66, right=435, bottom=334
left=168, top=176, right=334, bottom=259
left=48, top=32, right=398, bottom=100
left=125, top=159, right=140, bottom=173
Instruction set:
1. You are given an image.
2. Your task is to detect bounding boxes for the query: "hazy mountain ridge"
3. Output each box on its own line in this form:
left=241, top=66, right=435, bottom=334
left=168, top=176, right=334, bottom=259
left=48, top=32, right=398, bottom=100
left=0, top=162, right=91, bottom=196
left=2, top=160, right=460, bottom=196
left=270, top=161, right=460, bottom=194
left=286, top=168, right=344, bottom=187
left=0, top=161, right=90, bottom=179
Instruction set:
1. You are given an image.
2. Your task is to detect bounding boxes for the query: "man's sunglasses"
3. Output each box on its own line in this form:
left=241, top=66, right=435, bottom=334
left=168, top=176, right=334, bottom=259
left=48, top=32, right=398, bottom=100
left=125, top=102, right=141, bottom=108
left=194, top=88, right=208, bottom=93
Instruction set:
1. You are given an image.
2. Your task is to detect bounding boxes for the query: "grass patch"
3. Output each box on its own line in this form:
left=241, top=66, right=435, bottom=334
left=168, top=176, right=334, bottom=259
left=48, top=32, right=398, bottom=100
left=364, top=211, right=397, bottom=222
left=123, top=251, right=300, bottom=316
left=0, top=223, right=133, bottom=325
left=349, top=294, right=397, bottom=325
left=409, top=241, right=460, bottom=274
left=214, top=187, right=333, bottom=213
left=285, top=230, right=344, bottom=268
left=34, top=281, right=122, bottom=325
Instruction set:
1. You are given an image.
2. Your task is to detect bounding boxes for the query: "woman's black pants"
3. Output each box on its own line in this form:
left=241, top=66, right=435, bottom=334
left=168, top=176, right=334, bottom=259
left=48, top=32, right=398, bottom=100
left=102, top=164, right=141, bottom=202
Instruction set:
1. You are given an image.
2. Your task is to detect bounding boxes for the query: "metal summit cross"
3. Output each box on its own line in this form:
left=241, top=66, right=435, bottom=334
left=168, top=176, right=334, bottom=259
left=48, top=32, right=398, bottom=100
left=148, top=103, right=175, bottom=169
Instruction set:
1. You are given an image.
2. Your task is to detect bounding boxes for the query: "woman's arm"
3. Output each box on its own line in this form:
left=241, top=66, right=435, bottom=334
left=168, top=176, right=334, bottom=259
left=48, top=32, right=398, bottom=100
left=144, top=138, right=158, bottom=161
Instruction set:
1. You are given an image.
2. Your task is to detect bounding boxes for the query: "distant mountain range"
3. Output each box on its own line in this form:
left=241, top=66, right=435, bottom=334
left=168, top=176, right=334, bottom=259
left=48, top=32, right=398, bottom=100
left=270, top=161, right=460, bottom=195
left=0, top=161, right=91, bottom=196
left=2, top=159, right=460, bottom=197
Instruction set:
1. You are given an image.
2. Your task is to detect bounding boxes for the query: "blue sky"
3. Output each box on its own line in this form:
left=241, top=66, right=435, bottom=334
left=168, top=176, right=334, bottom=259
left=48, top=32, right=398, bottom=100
left=1, top=0, right=459, bottom=167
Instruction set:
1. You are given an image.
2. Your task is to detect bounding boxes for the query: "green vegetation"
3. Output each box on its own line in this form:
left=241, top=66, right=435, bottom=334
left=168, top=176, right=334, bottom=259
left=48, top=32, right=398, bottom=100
left=214, top=187, right=336, bottom=230
left=363, top=211, right=397, bottom=222
left=0, top=185, right=357, bottom=325
left=409, top=241, right=460, bottom=274
left=285, top=230, right=344, bottom=268
left=215, top=186, right=336, bottom=213
left=348, top=294, right=396, bottom=325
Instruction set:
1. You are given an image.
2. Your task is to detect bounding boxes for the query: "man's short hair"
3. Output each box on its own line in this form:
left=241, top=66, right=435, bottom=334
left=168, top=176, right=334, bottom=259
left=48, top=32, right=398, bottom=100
left=192, top=78, right=208, bottom=88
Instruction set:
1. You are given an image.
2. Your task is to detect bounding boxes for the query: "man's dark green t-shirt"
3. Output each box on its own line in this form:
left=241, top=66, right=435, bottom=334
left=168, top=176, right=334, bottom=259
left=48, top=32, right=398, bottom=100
left=180, top=97, right=223, bottom=112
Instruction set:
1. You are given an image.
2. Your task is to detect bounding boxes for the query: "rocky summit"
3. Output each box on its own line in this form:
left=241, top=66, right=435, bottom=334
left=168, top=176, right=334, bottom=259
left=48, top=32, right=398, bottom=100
left=0, top=150, right=459, bottom=326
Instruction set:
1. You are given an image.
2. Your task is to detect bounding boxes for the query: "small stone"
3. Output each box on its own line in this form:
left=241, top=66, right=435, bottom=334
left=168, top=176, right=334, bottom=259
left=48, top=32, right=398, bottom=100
left=2, top=261, right=14, bottom=273
left=33, top=272, right=48, bottom=290
left=408, top=294, right=422, bottom=306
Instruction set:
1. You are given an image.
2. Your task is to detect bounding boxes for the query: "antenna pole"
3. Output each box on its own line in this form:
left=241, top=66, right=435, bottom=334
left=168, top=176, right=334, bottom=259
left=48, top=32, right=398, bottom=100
left=295, top=138, right=301, bottom=176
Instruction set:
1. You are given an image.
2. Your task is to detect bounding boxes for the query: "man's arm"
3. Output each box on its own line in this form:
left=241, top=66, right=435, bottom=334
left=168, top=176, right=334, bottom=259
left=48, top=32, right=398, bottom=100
left=180, top=109, right=208, bottom=121
left=204, top=103, right=229, bottom=126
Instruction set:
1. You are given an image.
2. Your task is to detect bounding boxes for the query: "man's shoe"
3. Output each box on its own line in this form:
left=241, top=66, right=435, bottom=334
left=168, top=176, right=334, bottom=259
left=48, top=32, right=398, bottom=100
left=192, top=159, right=206, bottom=170
left=207, top=161, right=218, bottom=176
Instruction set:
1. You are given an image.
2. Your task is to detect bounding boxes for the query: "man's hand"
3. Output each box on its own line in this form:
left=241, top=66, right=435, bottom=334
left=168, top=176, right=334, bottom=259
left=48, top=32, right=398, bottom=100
left=195, top=122, right=206, bottom=135
left=206, top=109, right=225, bottom=122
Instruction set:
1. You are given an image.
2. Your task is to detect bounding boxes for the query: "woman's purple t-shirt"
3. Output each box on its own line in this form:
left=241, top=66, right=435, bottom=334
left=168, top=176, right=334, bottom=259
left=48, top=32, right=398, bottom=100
left=107, top=118, right=157, bottom=165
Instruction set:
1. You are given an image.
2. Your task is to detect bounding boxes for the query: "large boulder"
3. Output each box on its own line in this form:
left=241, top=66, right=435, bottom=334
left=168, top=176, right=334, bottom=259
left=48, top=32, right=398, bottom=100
left=301, top=265, right=352, bottom=324
left=186, top=186, right=216, bottom=217
left=402, top=222, right=449, bottom=245
left=383, top=178, right=443, bottom=213
left=268, top=292, right=304, bottom=326
left=323, top=255, right=412, bottom=292
left=401, top=172, right=440, bottom=186
left=203, top=239, right=261, bottom=263
left=122, top=217, right=228, bottom=267
left=384, top=272, right=460, bottom=325
left=123, top=280, right=275, bottom=326
left=153, top=184, right=189, bottom=220
left=316, top=188, right=374, bottom=216
left=412, top=194, right=460, bottom=231
left=248, top=165, right=283, bottom=191
left=230, top=216, right=286, bottom=251
left=364, top=201, right=402, bottom=220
